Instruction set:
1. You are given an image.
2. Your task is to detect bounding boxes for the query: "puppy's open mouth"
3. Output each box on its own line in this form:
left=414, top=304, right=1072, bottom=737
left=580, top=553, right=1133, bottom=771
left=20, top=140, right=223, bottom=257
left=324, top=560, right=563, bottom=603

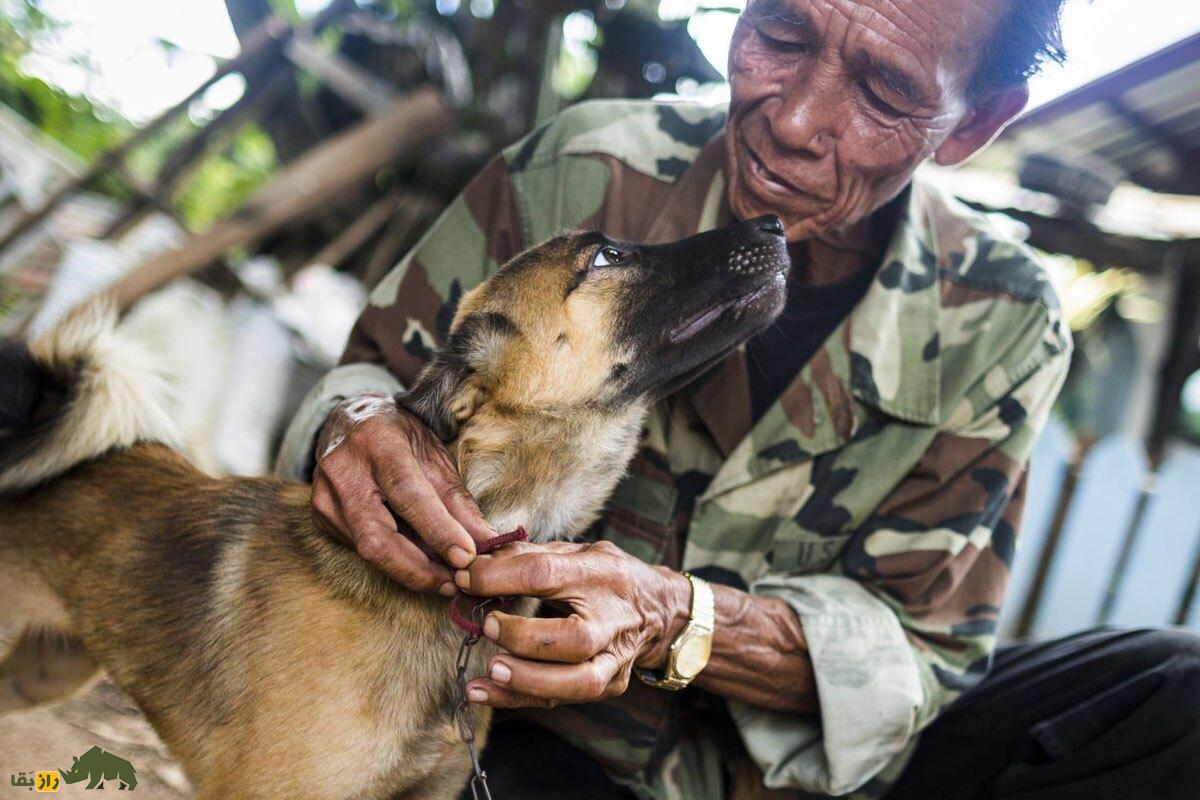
left=667, top=275, right=783, bottom=345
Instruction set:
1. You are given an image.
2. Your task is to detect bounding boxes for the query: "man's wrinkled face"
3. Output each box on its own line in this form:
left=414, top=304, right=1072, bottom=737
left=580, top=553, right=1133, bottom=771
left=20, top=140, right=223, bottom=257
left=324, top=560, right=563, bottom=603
left=725, top=0, right=1007, bottom=241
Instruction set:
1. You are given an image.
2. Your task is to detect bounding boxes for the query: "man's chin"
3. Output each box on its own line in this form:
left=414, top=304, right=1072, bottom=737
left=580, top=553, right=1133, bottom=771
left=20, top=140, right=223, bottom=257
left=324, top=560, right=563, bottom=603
left=727, top=187, right=825, bottom=242
left=726, top=148, right=829, bottom=224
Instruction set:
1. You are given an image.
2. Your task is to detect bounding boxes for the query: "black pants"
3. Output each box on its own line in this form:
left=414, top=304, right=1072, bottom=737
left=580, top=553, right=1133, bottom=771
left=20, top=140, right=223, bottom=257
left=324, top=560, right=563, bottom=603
left=462, top=628, right=1200, bottom=799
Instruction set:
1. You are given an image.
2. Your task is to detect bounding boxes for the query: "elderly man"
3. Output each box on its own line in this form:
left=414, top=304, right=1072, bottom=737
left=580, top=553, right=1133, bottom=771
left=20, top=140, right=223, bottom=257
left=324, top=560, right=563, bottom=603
left=277, top=0, right=1200, bottom=797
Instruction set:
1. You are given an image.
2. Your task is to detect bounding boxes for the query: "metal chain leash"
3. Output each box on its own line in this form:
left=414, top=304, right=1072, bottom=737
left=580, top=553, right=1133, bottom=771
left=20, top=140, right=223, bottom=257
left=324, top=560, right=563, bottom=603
left=453, top=599, right=498, bottom=800
left=447, top=527, right=526, bottom=800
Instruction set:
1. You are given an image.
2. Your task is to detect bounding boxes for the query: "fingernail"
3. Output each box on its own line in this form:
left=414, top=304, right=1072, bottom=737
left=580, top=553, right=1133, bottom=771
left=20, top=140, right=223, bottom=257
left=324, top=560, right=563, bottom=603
left=483, top=614, right=499, bottom=640
left=438, top=581, right=457, bottom=597
left=467, top=687, right=487, bottom=703
left=454, top=570, right=471, bottom=591
left=490, top=661, right=511, bottom=684
left=445, top=546, right=471, bottom=569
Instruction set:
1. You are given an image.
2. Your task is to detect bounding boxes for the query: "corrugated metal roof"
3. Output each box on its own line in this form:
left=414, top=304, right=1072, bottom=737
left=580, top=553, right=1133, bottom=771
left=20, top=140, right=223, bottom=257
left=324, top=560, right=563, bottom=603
left=989, top=33, right=1200, bottom=196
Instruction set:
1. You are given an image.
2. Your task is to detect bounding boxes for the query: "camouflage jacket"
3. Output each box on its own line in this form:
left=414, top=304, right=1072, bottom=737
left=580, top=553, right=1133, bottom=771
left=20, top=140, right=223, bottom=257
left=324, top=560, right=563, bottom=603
left=278, top=99, right=1072, bottom=799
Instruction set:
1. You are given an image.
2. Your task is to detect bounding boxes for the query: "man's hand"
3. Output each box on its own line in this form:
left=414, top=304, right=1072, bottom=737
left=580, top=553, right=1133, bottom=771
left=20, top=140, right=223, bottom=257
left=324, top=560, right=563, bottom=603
left=311, top=392, right=497, bottom=594
left=454, top=541, right=692, bottom=708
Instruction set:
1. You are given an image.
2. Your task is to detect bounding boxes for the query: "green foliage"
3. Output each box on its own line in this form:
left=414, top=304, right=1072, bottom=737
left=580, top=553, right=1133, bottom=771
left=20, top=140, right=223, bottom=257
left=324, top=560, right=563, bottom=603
left=172, top=124, right=278, bottom=230
left=374, top=0, right=416, bottom=19
left=0, top=275, right=21, bottom=326
left=553, top=41, right=599, bottom=100
left=267, top=0, right=302, bottom=24
left=1175, top=367, right=1200, bottom=444
left=0, top=0, right=130, bottom=160
left=0, top=0, right=280, bottom=232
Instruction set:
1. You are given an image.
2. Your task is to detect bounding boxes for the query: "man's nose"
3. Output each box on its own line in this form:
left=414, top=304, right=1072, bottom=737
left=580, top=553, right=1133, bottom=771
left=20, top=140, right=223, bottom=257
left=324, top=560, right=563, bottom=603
left=768, top=66, right=841, bottom=159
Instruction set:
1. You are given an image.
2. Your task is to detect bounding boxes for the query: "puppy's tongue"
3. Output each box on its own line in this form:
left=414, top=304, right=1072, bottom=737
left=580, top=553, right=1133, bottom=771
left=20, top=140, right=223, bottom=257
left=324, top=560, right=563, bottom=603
left=668, top=281, right=775, bottom=345
left=668, top=301, right=735, bottom=344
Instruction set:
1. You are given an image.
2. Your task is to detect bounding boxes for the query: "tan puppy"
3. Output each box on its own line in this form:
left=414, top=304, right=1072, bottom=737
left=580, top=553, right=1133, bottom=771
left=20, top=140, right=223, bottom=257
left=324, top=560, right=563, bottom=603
left=0, top=217, right=788, bottom=799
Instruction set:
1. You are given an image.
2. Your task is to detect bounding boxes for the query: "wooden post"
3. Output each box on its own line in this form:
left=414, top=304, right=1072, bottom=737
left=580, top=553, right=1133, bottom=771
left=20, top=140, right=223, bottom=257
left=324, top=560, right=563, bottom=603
left=1175, top=526, right=1200, bottom=626
left=101, top=89, right=452, bottom=312
left=1096, top=471, right=1157, bottom=624
left=1147, top=259, right=1200, bottom=462
left=1012, top=437, right=1094, bottom=639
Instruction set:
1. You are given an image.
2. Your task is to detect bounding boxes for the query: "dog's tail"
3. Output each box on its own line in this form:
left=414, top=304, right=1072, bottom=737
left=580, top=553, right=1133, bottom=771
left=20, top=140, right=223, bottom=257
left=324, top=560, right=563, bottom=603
left=0, top=302, right=176, bottom=494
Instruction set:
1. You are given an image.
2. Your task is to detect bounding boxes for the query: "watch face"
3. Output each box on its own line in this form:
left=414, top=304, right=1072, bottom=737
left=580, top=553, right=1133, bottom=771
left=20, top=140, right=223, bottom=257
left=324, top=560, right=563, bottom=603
left=673, top=629, right=713, bottom=679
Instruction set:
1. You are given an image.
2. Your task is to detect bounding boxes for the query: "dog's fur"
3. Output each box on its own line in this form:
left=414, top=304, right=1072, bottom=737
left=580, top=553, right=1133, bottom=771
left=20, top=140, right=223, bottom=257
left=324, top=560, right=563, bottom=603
left=0, top=219, right=787, bottom=799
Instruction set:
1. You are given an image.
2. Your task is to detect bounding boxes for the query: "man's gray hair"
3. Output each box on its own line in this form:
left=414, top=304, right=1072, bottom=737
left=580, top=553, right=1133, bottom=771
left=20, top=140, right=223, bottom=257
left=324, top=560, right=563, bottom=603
left=973, top=0, right=1070, bottom=94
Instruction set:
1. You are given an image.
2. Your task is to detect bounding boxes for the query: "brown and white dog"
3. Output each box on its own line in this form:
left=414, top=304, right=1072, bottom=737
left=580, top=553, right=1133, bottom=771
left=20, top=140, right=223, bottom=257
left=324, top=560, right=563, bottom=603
left=0, top=216, right=788, bottom=799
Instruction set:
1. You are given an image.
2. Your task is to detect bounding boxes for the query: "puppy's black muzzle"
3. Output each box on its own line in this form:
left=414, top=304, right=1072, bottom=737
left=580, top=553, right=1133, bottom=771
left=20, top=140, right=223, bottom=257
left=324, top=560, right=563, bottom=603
left=620, top=215, right=790, bottom=401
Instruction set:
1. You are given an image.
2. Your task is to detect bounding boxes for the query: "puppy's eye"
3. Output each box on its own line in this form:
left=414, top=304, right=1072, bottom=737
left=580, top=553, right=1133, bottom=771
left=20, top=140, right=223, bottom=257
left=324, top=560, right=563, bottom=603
left=592, top=246, right=626, bottom=268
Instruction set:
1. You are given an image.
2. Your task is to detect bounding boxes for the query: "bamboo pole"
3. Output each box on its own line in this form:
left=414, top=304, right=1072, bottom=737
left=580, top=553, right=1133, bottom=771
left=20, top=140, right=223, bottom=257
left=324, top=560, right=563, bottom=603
left=101, top=89, right=452, bottom=312
left=362, top=194, right=439, bottom=289
left=0, top=0, right=356, bottom=254
left=0, top=17, right=289, bottom=253
left=306, top=190, right=403, bottom=272
left=100, top=68, right=296, bottom=240
left=284, top=34, right=399, bottom=115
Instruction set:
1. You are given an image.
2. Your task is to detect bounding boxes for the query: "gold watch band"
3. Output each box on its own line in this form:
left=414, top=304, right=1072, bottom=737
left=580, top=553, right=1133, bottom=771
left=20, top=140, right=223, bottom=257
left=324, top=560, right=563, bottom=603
left=687, top=573, right=715, bottom=632
left=636, top=573, right=715, bottom=691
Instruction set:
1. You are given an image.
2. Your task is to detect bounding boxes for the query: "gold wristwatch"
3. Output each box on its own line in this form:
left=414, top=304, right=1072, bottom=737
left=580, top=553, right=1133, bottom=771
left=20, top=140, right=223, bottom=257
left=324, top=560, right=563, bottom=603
left=635, top=573, right=715, bottom=691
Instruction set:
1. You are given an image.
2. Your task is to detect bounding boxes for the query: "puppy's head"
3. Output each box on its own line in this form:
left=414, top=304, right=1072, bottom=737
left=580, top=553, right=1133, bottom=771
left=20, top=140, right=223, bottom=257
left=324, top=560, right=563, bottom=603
left=403, top=215, right=789, bottom=439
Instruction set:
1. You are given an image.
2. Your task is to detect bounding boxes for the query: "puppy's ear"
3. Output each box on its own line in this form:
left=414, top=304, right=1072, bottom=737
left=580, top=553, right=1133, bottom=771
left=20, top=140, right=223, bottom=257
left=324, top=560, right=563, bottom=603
left=399, top=312, right=516, bottom=441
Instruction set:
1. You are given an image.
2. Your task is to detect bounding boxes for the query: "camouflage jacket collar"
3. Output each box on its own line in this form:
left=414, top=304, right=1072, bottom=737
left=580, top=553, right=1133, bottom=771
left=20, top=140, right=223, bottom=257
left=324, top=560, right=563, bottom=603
left=666, top=136, right=944, bottom=480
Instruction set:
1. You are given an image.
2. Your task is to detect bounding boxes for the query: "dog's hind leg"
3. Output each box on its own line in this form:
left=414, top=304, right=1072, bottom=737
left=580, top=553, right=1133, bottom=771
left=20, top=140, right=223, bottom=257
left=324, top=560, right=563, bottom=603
left=0, top=626, right=100, bottom=712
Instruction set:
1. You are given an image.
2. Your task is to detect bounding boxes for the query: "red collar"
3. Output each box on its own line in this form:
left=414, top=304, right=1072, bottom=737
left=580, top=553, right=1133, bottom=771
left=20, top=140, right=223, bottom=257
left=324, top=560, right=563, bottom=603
left=448, top=526, right=528, bottom=635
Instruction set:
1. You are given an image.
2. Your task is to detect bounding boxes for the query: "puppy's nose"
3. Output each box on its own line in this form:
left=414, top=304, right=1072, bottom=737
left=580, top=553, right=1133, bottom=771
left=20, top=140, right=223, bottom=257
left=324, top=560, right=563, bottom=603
left=751, top=215, right=785, bottom=236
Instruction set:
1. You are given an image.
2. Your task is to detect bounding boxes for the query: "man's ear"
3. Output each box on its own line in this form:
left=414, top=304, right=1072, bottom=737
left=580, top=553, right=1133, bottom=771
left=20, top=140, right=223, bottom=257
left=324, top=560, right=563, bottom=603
left=398, top=312, right=516, bottom=441
left=935, top=82, right=1029, bottom=167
